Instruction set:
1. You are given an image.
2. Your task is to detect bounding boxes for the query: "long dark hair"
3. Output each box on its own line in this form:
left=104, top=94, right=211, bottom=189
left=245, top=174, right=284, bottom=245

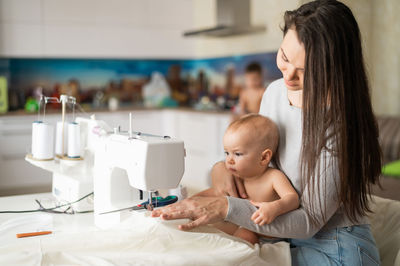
left=283, top=0, right=381, bottom=223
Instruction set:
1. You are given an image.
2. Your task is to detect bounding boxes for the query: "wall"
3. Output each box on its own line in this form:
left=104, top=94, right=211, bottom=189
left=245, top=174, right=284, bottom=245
left=336, top=0, right=400, bottom=116
left=192, top=0, right=300, bottom=58
left=369, top=0, right=400, bottom=116
left=0, top=0, right=196, bottom=58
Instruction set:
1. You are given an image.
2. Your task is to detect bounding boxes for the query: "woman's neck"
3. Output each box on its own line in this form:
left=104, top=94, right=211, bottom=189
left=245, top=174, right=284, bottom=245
left=287, top=89, right=303, bottom=108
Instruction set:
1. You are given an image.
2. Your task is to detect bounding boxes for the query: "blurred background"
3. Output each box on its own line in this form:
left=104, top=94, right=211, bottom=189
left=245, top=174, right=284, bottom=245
left=0, top=0, right=399, bottom=198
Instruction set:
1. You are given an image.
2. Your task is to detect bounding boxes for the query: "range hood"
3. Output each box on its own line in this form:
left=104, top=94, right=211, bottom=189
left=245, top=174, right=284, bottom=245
left=183, top=0, right=266, bottom=37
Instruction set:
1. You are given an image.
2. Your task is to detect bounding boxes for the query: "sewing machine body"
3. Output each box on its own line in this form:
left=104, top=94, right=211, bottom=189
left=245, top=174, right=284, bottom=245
left=26, top=113, right=185, bottom=228
left=93, top=133, right=185, bottom=228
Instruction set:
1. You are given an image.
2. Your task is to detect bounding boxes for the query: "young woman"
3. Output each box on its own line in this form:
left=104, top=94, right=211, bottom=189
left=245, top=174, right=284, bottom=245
left=152, top=1, right=382, bottom=264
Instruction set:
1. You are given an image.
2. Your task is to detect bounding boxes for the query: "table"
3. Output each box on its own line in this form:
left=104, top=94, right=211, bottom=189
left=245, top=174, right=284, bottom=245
left=0, top=192, right=292, bottom=266
left=0, top=193, right=96, bottom=241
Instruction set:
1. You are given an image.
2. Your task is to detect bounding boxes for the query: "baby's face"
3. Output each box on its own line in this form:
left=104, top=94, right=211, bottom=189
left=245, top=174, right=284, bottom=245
left=244, top=72, right=262, bottom=90
left=223, top=128, right=266, bottom=179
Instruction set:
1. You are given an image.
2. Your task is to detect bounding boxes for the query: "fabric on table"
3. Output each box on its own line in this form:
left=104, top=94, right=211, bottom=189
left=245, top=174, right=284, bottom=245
left=0, top=211, right=291, bottom=266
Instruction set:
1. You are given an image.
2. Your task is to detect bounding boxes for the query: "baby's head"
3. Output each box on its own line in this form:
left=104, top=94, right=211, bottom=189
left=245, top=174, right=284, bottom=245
left=223, top=114, right=279, bottom=179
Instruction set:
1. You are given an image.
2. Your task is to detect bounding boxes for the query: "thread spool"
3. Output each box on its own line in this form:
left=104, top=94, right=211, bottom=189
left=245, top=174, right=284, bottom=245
left=67, top=122, right=80, bottom=158
left=32, top=122, right=54, bottom=160
left=55, top=121, right=68, bottom=157
left=31, top=121, right=42, bottom=156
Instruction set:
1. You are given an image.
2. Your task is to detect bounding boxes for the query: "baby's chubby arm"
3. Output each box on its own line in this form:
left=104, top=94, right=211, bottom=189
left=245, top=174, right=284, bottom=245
left=251, top=169, right=300, bottom=226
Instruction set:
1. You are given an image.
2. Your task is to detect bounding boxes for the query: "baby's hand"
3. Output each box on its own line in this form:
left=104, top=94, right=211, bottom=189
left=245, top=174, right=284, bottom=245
left=250, top=201, right=278, bottom=226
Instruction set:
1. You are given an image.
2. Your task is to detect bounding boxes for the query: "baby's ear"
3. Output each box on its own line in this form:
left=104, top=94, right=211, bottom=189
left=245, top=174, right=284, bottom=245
left=261, top=149, right=272, bottom=166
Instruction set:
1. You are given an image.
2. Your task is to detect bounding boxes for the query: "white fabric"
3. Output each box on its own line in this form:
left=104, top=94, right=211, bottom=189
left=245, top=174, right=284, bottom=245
left=0, top=211, right=291, bottom=266
left=0, top=193, right=399, bottom=266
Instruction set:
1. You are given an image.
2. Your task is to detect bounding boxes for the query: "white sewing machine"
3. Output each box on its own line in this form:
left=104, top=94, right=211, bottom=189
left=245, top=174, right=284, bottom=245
left=26, top=96, right=185, bottom=228
left=93, top=116, right=185, bottom=228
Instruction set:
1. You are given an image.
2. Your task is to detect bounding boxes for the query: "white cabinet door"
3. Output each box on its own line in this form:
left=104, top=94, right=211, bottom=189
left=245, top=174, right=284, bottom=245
left=174, top=111, right=231, bottom=191
left=0, top=0, right=195, bottom=57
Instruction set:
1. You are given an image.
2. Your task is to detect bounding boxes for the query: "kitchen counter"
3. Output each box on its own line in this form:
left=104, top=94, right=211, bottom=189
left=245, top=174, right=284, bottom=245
left=1, top=106, right=232, bottom=118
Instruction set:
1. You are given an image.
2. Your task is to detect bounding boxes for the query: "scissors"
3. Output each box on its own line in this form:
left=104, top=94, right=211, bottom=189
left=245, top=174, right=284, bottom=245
left=99, top=195, right=178, bottom=215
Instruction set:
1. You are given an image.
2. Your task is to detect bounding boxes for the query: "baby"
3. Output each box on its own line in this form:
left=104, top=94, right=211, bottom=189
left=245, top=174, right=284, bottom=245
left=199, top=114, right=299, bottom=244
left=238, top=62, right=265, bottom=114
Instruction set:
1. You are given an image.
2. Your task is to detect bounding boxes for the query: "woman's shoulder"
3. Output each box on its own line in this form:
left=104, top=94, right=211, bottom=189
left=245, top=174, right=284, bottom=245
left=260, top=78, right=285, bottom=115
left=267, top=78, right=285, bottom=90
left=262, top=78, right=285, bottom=99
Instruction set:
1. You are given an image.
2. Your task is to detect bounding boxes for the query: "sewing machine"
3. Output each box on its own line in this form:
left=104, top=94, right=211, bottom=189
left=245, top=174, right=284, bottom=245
left=93, top=125, right=185, bottom=228
left=26, top=95, right=185, bottom=228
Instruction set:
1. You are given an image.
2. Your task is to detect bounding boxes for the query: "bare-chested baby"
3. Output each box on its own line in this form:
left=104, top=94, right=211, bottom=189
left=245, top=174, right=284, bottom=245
left=198, top=114, right=300, bottom=244
left=238, top=62, right=265, bottom=115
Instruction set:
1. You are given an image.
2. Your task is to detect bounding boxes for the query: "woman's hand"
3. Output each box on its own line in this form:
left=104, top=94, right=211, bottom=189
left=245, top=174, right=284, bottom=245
left=151, top=196, right=228, bottom=231
left=211, top=161, right=248, bottom=198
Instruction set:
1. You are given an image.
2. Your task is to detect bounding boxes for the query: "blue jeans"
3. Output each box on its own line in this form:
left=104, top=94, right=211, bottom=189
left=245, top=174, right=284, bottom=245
left=290, top=224, right=380, bottom=265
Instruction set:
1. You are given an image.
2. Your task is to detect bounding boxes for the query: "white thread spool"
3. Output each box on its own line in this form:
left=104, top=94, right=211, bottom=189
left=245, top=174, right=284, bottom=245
left=55, top=121, right=68, bottom=156
left=32, top=122, right=54, bottom=160
left=67, top=122, right=80, bottom=158
left=31, top=121, right=42, bottom=156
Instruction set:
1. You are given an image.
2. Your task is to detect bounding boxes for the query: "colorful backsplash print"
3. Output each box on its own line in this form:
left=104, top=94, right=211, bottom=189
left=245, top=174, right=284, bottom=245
left=0, top=52, right=282, bottom=110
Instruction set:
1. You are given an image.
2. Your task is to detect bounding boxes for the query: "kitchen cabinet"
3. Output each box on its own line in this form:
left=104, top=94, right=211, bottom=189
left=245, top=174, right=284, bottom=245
left=173, top=111, right=231, bottom=191
left=0, top=0, right=195, bottom=58
left=0, top=109, right=232, bottom=196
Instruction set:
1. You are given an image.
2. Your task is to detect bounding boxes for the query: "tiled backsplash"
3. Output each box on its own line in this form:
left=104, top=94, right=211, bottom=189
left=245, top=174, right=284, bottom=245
left=0, top=52, right=281, bottom=111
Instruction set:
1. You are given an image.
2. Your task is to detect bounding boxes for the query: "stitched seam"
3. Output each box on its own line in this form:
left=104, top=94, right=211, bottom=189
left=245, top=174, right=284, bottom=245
left=345, top=230, right=376, bottom=246
left=337, top=228, right=343, bottom=265
left=359, top=246, right=380, bottom=265
left=358, top=246, right=363, bottom=265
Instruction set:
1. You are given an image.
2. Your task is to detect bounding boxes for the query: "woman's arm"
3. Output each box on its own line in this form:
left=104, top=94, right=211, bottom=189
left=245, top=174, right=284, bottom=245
left=194, top=188, right=219, bottom=197
left=153, top=151, right=341, bottom=238
left=226, top=150, right=341, bottom=239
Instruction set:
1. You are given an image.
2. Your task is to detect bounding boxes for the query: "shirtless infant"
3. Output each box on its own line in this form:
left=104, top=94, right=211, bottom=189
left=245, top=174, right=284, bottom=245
left=199, top=114, right=299, bottom=244
left=238, top=62, right=266, bottom=115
